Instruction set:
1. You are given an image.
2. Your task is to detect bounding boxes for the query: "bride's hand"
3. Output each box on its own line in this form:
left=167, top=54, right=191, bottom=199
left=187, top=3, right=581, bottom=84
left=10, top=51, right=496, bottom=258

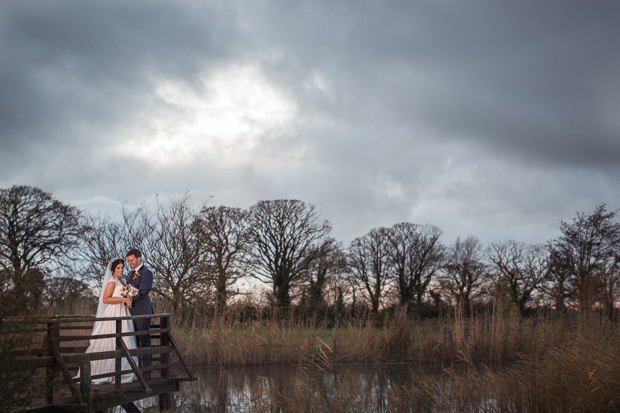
left=122, top=297, right=133, bottom=304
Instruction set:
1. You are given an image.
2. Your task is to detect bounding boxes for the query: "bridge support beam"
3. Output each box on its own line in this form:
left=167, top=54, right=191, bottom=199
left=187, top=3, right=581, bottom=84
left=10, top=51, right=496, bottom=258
left=120, top=402, right=141, bottom=413
left=159, top=392, right=172, bottom=412
left=79, top=361, right=92, bottom=413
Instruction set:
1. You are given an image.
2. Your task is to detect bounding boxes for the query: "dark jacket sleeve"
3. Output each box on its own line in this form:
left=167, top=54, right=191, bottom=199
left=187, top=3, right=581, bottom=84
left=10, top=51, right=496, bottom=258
left=133, top=267, right=153, bottom=302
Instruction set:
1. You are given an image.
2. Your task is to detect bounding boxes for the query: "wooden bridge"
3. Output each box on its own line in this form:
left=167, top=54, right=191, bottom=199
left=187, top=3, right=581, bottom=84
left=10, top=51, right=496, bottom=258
left=2, top=313, right=196, bottom=412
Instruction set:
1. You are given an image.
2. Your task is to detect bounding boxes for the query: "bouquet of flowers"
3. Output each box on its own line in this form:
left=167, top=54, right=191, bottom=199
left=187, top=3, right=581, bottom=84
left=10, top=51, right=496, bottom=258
left=121, top=284, right=140, bottom=308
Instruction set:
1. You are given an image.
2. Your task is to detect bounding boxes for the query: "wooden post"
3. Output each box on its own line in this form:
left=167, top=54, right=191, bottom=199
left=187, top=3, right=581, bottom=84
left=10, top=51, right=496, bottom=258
left=45, top=322, right=53, bottom=405
left=160, top=315, right=170, bottom=378
left=80, top=361, right=92, bottom=413
left=45, top=322, right=59, bottom=404
left=115, top=319, right=122, bottom=388
left=159, top=315, right=172, bottom=411
left=159, top=390, right=173, bottom=412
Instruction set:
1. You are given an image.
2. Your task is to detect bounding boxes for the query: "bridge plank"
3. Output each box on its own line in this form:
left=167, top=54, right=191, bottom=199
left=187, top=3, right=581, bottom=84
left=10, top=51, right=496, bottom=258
left=54, top=328, right=171, bottom=342
left=16, top=313, right=172, bottom=324
left=25, top=376, right=184, bottom=412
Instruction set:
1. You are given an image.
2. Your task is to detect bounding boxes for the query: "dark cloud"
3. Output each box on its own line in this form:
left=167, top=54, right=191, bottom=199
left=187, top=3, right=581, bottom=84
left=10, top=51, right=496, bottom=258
left=1, top=0, right=620, bottom=247
left=244, top=0, right=620, bottom=166
left=0, top=1, right=235, bottom=153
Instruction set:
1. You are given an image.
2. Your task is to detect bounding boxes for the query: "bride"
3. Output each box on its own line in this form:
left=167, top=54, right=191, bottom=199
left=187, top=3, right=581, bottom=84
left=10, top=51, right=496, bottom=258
left=75, top=258, right=138, bottom=384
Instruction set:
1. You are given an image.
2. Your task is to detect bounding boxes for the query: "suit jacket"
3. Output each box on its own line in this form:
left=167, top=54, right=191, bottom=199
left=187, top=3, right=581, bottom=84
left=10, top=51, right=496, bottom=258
left=126, top=265, right=154, bottom=315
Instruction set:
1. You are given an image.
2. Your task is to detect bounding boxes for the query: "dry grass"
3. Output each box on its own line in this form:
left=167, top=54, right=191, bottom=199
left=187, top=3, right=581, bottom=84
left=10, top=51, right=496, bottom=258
left=173, top=308, right=593, bottom=368
left=35, top=302, right=620, bottom=370
left=492, top=332, right=620, bottom=412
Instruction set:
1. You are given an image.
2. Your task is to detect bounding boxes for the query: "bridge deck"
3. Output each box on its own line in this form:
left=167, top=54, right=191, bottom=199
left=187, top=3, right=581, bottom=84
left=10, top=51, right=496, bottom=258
left=26, top=375, right=193, bottom=412
left=3, top=313, right=195, bottom=413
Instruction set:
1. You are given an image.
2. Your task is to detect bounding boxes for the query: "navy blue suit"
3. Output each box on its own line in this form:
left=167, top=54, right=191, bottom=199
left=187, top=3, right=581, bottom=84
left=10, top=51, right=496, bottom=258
left=126, top=265, right=154, bottom=370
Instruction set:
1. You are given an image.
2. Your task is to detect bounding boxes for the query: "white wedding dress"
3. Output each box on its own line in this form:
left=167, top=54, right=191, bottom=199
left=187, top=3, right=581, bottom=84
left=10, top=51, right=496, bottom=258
left=75, top=278, right=138, bottom=384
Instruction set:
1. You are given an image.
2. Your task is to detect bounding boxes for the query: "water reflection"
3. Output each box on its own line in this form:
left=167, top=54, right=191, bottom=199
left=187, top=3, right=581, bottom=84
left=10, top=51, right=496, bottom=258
left=103, top=361, right=505, bottom=412
left=165, top=363, right=443, bottom=412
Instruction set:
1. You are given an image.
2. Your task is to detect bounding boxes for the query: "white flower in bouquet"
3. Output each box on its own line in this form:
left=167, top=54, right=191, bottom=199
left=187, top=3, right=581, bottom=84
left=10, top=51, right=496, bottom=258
left=121, top=284, right=140, bottom=308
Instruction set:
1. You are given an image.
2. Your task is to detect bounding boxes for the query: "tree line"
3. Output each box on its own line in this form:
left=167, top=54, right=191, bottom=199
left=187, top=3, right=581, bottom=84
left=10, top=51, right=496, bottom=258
left=1, top=185, right=620, bottom=319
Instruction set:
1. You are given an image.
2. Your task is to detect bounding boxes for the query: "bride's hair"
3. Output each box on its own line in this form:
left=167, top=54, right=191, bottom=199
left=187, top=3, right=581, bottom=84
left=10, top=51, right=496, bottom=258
left=111, top=259, right=124, bottom=277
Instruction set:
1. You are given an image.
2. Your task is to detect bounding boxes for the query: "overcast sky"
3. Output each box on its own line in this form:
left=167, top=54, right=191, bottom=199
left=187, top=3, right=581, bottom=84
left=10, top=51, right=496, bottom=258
left=2, top=0, right=620, bottom=247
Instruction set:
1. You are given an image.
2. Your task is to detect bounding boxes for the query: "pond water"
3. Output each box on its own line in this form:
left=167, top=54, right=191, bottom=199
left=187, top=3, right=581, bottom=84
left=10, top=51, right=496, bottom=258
left=109, top=363, right=448, bottom=413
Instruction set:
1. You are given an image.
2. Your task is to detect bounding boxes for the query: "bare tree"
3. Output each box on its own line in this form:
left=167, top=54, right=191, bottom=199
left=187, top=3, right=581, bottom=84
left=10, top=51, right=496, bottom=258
left=388, top=223, right=446, bottom=311
left=78, top=204, right=152, bottom=287
left=301, top=238, right=347, bottom=314
left=0, top=185, right=81, bottom=315
left=347, top=227, right=392, bottom=314
left=547, top=204, right=620, bottom=316
left=487, top=240, right=549, bottom=315
left=80, top=196, right=214, bottom=313
left=195, top=205, right=252, bottom=316
left=248, top=200, right=332, bottom=309
left=440, top=236, right=487, bottom=314
left=544, top=257, right=571, bottom=314
left=146, top=194, right=210, bottom=312
left=324, top=263, right=352, bottom=321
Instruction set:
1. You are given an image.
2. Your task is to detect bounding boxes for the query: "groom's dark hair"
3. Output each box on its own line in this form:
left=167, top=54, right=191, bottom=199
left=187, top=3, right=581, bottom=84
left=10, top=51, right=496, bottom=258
left=126, top=248, right=142, bottom=259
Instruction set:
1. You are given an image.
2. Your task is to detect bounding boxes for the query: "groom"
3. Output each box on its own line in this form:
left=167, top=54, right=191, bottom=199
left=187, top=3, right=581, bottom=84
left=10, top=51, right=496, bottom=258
left=126, top=248, right=154, bottom=379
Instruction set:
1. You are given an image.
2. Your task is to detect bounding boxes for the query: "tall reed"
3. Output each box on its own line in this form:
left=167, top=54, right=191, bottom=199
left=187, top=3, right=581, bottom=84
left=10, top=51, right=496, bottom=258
left=182, top=318, right=619, bottom=412
left=173, top=307, right=614, bottom=369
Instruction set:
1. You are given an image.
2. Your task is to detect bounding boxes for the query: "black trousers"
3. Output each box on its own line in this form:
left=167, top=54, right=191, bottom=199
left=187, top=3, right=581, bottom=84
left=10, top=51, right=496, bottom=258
left=134, top=318, right=152, bottom=369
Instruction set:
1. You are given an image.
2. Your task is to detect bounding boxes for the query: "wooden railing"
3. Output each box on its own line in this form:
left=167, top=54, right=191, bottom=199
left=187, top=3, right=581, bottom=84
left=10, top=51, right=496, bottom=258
left=1, top=313, right=195, bottom=412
